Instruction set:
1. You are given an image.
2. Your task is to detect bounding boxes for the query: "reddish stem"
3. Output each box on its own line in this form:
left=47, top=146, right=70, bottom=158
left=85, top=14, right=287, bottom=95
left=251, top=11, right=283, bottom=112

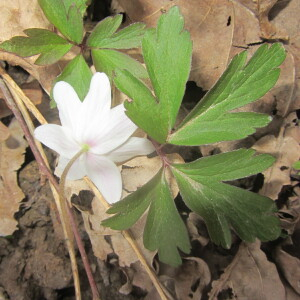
left=150, top=138, right=170, bottom=168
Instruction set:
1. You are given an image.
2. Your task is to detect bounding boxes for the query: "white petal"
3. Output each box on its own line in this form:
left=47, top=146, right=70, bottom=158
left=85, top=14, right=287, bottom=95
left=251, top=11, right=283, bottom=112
left=83, top=73, right=111, bottom=116
left=85, top=154, right=122, bottom=204
left=53, top=81, right=82, bottom=138
left=55, top=155, right=87, bottom=180
left=34, top=124, right=80, bottom=159
left=106, top=137, right=155, bottom=163
left=80, top=73, right=112, bottom=142
left=90, top=104, right=137, bottom=154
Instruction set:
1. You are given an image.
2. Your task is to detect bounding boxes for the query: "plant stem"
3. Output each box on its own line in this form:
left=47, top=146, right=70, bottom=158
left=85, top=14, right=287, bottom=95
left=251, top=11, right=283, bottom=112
left=59, top=149, right=101, bottom=300
left=150, top=138, right=170, bottom=168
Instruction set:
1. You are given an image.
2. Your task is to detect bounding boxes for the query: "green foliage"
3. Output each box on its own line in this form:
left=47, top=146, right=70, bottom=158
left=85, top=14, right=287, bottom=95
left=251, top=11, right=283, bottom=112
left=0, top=0, right=146, bottom=95
left=114, top=6, right=192, bottom=143
left=0, top=29, right=72, bottom=65
left=52, top=54, right=92, bottom=103
left=168, top=43, right=286, bottom=145
left=92, top=49, right=148, bottom=80
left=38, top=0, right=84, bottom=43
left=89, top=15, right=147, bottom=79
left=292, top=160, right=300, bottom=175
left=87, top=15, right=145, bottom=49
left=103, top=169, right=191, bottom=266
left=171, top=149, right=280, bottom=248
left=105, top=7, right=285, bottom=266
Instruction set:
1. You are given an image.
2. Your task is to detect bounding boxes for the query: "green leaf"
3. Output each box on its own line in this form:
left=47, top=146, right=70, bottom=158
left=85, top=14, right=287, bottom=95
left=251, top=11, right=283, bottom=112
left=38, top=0, right=84, bottom=43
left=114, top=6, right=192, bottom=144
left=292, top=160, right=300, bottom=170
left=92, top=49, right=148, bottom=80
left=171, top=149, right=280, bottom=248
left=103, top=168, right=191, bottom=267
left=51, top=54, right=92, bottom=104
left=169, top=43, right=286, bottom=145
left=0, top=28, right=72, bottom=65
left=63, top=0, right=88, bottom=16
left=87, top=15, right=146, bottom=49
left=88, top=15, right=123, bottom=47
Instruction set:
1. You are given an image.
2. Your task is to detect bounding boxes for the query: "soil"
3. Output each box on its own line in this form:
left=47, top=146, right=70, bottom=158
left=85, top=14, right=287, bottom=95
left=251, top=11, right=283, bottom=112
left=0, top=157, right=141, bottom=300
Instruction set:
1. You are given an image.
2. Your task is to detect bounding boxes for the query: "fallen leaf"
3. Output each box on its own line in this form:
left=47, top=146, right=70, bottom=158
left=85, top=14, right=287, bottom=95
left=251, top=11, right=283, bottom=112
left=186, top=212, right=210, bottom=247
left=174, top=257, right=211, bottom=300
left=144, top=257, right=211, bottom=300
left=286, top=284, right=300, bottom=300
left=238, top=0, right=289, bottom=40
left=275, top=246, right=300, bottom=295
left=0, top=118, right=27, bottom=235
left=209, top=241, right=285, bottom=300
left=0, top=1, right=51, bottom=41
left=268, top=0, right=300, bottom=116
left=0, top=122, right=9, bottom=142
left=121, top=153, right=184, bottom=198
left=0, top=80, right=43, bottom=118
left=253, top=113, right=300, bottom=199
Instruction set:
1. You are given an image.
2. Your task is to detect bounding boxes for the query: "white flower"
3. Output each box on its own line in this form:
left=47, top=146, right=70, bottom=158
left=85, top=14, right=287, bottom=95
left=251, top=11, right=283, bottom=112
left=34, top=72, right=155, bottom=203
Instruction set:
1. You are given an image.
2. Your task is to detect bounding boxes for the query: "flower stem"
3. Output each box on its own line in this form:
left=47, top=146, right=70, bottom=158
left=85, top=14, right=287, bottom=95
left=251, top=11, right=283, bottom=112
left=59, top=149, right=101, bottom=300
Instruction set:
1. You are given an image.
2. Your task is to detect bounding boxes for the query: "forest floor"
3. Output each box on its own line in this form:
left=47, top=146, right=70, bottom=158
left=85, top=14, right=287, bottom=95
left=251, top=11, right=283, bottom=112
left=0, top=0, right=300, bottom=300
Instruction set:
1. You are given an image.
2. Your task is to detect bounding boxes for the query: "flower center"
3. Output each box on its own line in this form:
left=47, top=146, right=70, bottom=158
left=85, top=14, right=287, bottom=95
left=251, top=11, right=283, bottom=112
left=81, top=143, right=90, bottom=152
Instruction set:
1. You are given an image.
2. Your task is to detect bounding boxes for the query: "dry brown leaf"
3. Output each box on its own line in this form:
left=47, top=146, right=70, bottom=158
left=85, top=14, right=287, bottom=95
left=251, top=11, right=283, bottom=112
left=121, top=153, right=184, bottom=198
left=186, top=212, right=210, bottom=247
left=0, top=118, right=27, bottom=235
left=0, top=122, right=9, bottom=142
left=253, top=113, right=300, bottom=199
left=174, top=257, right=211, bottom=300
left=286, top=284, right=300, bottom=300
left=275, top=247, right=300, bottom=295
left=238, top=0, right=289, bottom=40
left=0, top=1, right=51, bottom=41
left=0, top=80, right=44, bottom=118
left=209, top=241, right=285, bottom=300
left=268, top=0, right=300, bottom=116
left=144, top=257, right=211, bottom=300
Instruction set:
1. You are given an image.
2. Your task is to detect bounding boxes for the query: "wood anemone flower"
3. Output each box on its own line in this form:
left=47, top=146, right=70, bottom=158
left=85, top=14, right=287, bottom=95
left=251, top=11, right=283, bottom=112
left=34, top=72, right=155, bottom=203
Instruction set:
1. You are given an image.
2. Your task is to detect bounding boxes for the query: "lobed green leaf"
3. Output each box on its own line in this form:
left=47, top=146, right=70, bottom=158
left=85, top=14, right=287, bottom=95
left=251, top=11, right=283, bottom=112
left=92, top=49, right=148, bottom=80
left=87, top=15, right=123, bottom=47
left=171, top=149, right=280, bottom=248
left=38, top=0, right=84, bottom=43
left=87, top=15, right=145, bottom=49
left=0, top=28, right=72, bottom=65
left=103, top=168, right=191, bottom=266
left=114, top=6, right=192, bottom=143
left=169, top=43, right=286, bottom=145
